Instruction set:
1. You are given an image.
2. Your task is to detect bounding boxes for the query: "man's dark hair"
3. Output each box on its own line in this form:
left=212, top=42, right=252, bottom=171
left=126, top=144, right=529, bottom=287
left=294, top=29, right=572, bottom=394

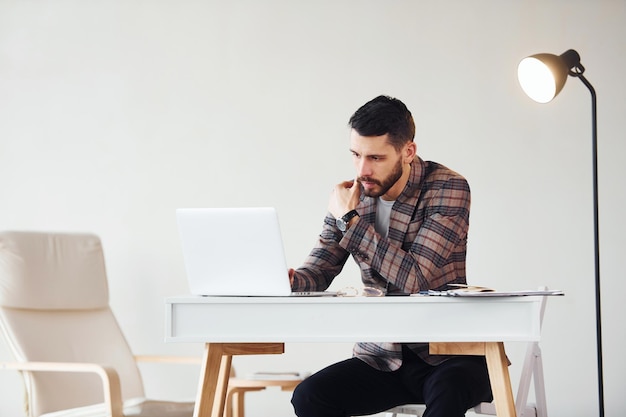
left=348, top=95, right=415, bottom=150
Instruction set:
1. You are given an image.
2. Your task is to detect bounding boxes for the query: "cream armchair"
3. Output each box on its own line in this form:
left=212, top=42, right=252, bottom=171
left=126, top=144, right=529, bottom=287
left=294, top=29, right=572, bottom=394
left=0, top=232, right=207, bottom=417
left=0, top=231, right=305, bottom=417
left=0, top=230, right=200, bottom=417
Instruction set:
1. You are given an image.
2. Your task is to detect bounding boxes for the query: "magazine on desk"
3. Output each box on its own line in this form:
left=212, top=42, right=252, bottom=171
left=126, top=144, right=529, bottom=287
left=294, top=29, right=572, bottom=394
left=414, top=284, right=564, bottom=297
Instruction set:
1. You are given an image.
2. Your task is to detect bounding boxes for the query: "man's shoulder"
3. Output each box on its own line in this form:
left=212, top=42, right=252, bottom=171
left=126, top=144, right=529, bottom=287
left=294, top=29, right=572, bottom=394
left=425, top=160, right=465, bottom=179
left=416, top=158, right=468, bottom=187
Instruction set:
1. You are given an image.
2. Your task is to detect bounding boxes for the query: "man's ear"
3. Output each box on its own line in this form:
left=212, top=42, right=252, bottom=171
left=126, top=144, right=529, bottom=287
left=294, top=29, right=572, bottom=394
left=404, top=142, right=417, bottom=163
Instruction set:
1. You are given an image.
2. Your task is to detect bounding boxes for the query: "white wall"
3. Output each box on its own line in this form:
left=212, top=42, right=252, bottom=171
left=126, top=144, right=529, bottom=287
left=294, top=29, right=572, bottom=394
left=1, top=1, right=624, bottom=416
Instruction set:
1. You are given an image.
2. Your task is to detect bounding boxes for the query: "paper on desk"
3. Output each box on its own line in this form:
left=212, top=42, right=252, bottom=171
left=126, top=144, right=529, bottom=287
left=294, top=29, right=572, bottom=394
left=414, top=289, right=564, bottom=297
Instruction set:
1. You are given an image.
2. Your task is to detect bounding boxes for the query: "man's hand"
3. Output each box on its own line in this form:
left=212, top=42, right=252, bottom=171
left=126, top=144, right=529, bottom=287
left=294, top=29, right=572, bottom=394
left=288, top=268, right=295, bottom=286
left=328, top=180, right=361, bottom=219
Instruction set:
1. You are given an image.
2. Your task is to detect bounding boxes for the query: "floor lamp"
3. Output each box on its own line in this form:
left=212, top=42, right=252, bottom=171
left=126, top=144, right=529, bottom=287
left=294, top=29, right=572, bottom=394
left=517, top=49, right=604, bottom=417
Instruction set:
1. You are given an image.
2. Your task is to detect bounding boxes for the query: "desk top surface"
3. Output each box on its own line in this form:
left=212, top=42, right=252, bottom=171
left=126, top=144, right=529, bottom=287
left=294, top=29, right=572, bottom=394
left=166, top=294, right=543, bottom=304
left=165, top=295, right=545, bottom=343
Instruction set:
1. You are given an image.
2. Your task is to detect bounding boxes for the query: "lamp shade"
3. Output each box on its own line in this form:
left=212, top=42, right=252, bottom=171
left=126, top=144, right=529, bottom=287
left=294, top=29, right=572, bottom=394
left=517, top=49, right=581, bottom=103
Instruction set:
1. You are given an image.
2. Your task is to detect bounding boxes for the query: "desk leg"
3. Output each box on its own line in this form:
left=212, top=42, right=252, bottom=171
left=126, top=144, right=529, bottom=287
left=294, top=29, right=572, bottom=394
left=430, top=342, right=516, bottom=417
left=194, top=343, right=225, bottom=417
left=194, top=343, right=285, bottom=417
left=484, top=342, right=516, bottom=417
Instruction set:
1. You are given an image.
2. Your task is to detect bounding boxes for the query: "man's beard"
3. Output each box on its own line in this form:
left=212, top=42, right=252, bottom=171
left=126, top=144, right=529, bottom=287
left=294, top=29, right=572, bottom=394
left=358, top=158, right=403, bottom=198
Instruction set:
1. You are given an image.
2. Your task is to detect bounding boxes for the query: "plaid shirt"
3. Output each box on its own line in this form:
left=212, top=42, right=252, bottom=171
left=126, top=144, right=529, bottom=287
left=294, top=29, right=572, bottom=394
left=292, top=156, right=470, bottom=371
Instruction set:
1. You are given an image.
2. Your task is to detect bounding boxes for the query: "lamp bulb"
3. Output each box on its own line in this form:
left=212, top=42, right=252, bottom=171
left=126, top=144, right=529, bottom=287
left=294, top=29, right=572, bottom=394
left=518, top=57, right=557, bottom=103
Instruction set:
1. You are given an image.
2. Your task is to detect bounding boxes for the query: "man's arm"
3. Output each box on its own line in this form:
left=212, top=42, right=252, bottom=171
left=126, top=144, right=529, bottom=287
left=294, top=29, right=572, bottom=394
left=290, top=179, right=360, bottom=292
left=340, top=176, right=470, bottom=293
left=290, top=215, right=351, bottom=292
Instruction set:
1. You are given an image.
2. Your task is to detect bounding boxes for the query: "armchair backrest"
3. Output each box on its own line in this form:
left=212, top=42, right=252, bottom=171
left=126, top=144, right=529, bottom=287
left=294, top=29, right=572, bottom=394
left=0, top=231, right=145, bottom=416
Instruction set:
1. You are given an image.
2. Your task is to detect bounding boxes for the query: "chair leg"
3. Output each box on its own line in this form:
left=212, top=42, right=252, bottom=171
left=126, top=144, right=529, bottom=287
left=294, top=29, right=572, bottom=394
left=234, top=390, right=244, bottom=417
left=225, top=389, right=245, bottom=417
left=226, top=387, right=266, bottom=417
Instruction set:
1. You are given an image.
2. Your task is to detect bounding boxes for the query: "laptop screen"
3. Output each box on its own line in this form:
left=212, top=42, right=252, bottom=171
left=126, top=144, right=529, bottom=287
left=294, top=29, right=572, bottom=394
left=176, top=207, right=292, bottom=296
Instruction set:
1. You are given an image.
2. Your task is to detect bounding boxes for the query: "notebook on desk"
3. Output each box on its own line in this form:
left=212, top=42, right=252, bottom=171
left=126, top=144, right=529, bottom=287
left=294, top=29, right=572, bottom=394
left=176, top=207, right=336, bottom=297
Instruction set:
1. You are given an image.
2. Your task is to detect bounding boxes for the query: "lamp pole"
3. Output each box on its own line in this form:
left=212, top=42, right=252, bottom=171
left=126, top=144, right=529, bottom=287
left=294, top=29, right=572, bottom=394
left=572, top=71, right=604, bottom=417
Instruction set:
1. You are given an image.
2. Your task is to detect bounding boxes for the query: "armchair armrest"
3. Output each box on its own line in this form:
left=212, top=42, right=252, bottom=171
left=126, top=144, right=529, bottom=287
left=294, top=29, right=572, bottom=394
left=0, top=361, right=123, bottom=417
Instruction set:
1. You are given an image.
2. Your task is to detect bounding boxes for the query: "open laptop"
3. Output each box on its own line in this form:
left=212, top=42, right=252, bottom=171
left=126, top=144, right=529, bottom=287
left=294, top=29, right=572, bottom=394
left=176, top=207, right=336, bottom=297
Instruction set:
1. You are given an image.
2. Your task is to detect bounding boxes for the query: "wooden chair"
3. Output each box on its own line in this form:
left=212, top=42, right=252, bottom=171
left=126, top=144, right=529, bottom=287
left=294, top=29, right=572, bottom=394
left=226, top=376, right=302, bottom=417
left=384, top=291, right=549, bottom=417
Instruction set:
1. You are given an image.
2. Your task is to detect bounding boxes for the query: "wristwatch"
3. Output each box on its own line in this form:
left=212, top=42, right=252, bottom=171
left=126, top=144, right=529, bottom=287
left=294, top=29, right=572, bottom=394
left=336, top=210, right=359, bottom=232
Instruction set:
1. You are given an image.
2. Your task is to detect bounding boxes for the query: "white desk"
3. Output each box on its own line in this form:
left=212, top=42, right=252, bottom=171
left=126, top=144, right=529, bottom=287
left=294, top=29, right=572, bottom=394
left=165, top=296, right=543, bottom=417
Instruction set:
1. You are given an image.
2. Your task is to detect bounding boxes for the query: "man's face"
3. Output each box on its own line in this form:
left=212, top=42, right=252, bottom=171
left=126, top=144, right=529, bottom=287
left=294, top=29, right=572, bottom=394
left=350, top=130, right=406, bottom=200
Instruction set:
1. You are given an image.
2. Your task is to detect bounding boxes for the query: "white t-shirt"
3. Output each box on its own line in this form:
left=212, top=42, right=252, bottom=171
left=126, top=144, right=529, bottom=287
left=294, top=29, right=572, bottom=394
left=375, top=197, right=395, bottom=238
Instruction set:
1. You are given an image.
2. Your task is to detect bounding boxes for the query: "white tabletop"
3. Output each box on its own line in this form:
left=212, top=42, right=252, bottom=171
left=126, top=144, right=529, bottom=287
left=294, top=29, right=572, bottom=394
left=165, top=295, right=542, bottom=344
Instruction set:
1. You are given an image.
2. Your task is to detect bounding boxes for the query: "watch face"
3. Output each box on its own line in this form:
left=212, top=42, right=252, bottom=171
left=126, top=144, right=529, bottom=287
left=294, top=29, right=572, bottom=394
left=336, top=210, right=357, bottom=232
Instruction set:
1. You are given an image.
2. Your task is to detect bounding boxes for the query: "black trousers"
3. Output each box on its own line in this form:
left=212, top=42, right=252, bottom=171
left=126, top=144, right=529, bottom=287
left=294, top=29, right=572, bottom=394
left=291, top=346, right=493, bottom=417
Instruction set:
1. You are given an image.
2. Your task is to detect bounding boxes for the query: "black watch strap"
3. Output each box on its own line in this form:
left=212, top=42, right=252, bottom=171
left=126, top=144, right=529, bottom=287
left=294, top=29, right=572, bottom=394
left=342, top=209, right=359, bottom=223
left=336, top=209, right=359, bottom=232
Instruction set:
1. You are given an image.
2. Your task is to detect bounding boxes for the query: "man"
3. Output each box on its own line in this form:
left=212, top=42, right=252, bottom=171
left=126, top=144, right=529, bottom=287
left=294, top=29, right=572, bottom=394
left=289, top=95, right=493, bottom=417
